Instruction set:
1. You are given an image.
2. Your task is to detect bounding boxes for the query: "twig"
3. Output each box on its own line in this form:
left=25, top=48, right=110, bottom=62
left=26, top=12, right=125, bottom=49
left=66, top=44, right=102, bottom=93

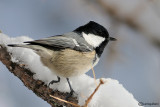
left=50, top=95, right=80, bottom=107
left=91, top=67, right=97, bottom=86
left=83, top=79, right=105, bottom=107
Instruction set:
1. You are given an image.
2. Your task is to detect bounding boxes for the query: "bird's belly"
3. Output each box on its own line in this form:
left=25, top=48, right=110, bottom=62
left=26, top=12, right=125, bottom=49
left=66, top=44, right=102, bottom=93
left=41, top=49, right=96, bottom=77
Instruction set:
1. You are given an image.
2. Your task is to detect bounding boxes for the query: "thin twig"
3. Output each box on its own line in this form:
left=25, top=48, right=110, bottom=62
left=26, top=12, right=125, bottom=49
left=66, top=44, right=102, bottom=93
left=83, top=79, right=105, bottom=107
left=50, top=95, right=80, bottom=107
left=91, top=67, right=97, bottom=86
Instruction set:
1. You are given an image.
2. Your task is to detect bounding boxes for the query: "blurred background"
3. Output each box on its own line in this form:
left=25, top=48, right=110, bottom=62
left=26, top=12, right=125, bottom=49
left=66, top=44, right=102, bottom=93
left=0, top=0, right=160, bottom=107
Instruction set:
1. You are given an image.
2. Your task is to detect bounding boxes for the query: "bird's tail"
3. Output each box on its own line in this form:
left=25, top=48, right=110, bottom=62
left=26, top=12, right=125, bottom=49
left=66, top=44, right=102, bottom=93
left=8, top=44, right=23, bottom=47
left=8, top=44, right=46, bottom=53
left=8, top=44, right=39, bottom=50
left=8, top=44, right=29, bottom=48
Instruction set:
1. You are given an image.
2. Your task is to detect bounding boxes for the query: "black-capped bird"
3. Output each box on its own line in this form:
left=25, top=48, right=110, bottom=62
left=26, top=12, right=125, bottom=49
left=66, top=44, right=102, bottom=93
left=8, top=21, right=116, bottom=99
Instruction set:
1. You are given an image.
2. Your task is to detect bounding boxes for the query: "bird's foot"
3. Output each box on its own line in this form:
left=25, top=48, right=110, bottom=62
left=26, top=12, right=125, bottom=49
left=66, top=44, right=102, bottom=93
left=48, top=76, right=60, bottom=87
left=65, top=89, right=75, bottom=100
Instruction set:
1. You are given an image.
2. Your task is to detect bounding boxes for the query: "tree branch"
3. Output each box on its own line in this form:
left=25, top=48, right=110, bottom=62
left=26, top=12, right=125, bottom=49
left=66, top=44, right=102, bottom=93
left=0, top=44, right=78, bottom=107
left=91, top=0, right=160, bottom=49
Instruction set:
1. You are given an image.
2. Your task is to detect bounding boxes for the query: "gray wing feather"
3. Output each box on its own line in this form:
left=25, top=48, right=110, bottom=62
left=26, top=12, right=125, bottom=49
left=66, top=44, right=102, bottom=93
left=25, top=33, right=93, bottom=52
left=35, top=36, right=75, bottom=48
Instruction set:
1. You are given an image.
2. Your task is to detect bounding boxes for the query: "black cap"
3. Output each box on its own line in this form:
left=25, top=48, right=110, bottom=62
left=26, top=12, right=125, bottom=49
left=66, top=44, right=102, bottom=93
left=74, top=21, right=109, bottom=39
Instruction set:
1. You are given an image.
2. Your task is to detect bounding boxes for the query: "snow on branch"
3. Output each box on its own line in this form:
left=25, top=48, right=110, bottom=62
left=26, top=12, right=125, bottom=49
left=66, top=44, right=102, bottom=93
left=0, top=33, right=141, bottom=107
left=0, top=39, right=78, bottom=107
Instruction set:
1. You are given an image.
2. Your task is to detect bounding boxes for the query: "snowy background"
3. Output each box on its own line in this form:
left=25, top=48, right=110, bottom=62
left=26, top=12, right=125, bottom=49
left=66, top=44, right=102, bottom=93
left=0, top=0, right=160, bottom=107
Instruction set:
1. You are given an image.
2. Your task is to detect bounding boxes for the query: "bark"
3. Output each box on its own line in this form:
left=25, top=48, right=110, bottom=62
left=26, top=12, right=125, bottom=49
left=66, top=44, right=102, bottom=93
left=0, top=45, right=78, bottom=107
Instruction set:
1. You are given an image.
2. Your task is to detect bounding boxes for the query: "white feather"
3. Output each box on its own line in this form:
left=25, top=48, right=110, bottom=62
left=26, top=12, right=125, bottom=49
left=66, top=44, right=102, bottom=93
left=93, top=54, right=100, bottom=67
left=82, top=32, right=105, bottom=47
left=72, top=39, right=80, bottom=47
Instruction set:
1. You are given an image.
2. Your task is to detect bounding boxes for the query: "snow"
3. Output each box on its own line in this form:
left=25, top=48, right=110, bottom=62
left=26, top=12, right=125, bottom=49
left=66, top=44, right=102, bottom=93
left=0, top=33, right=141, bottom=107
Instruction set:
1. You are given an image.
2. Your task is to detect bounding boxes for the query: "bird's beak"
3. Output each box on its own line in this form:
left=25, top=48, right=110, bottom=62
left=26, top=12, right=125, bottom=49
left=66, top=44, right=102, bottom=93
left=109, top=37, right=117, bottom=41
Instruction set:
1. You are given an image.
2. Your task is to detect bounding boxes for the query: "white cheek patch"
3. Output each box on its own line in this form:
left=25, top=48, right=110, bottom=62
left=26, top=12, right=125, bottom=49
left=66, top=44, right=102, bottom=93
left=82, top=32, right=105, bottom=47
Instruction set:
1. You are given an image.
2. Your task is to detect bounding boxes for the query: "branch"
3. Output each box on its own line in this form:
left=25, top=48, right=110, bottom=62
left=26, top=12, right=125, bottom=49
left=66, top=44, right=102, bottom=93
left=93, top=0, right=160, bottom=48
left=0, top=44, right=78, bottom=107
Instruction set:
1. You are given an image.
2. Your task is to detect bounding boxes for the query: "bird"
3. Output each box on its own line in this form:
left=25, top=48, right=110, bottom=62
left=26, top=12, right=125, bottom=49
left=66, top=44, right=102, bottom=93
left=8, top=21, right=116, bottom=99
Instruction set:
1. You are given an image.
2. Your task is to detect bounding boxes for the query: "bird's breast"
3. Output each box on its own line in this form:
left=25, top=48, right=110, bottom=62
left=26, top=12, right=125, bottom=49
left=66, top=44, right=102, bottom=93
left=41, top=49, right=96, bottom=77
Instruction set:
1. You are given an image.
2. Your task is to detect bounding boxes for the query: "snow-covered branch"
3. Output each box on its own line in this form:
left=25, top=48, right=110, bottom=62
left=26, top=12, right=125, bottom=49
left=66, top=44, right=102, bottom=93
left=0, top=33, right=141, bottom=107
left=0, top=42, right=78, bottom=107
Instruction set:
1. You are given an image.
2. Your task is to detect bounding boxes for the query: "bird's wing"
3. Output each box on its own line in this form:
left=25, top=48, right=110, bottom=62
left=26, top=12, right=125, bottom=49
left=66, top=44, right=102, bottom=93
left=24, top=34, right=93, bottom=52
